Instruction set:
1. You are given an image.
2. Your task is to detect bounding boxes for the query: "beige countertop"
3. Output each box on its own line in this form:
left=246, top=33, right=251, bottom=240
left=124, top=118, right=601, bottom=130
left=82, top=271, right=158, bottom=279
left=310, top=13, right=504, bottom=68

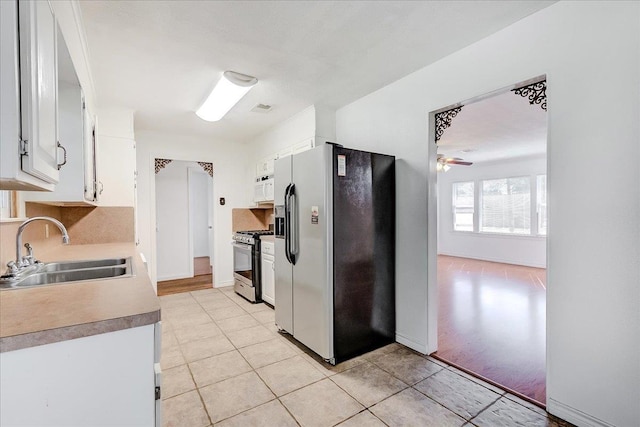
left=260, top=235, right=275, bottom=243
left=0, top=243, right=160, bottom=352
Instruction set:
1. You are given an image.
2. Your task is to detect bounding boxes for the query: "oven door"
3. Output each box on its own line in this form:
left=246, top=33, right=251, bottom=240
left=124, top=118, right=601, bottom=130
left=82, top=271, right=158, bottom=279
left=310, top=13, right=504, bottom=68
left=232, top=242, right=253, bottom=286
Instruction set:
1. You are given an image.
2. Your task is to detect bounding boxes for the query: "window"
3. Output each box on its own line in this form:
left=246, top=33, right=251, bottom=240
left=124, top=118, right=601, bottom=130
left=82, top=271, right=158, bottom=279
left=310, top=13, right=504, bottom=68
left=480, top=177, right=530, bottom=234
left=537, top=175, right=547, bottom=235
left=452, top=181, right=474, bottom=231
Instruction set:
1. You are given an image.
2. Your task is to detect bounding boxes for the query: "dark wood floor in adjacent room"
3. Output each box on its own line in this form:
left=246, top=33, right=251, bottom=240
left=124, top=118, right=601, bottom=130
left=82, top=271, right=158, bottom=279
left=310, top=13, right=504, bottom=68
left=157, top=274, right=213, bottom=296
left=435, top=255, right=546, bottom=405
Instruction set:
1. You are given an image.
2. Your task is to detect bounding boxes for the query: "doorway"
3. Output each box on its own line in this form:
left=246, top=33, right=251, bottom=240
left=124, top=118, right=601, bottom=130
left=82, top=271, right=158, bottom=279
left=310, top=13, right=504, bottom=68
left=155, top=159, right=214, bottom=295
left=430, top=79, right=548, bottom=406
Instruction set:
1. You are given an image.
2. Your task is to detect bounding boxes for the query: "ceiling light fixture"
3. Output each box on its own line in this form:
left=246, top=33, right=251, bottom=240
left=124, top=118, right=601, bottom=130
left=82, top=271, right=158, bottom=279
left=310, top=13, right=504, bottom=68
left=436, top=159, right=451, bottom=172
left=196, top=71, right=258, bottom=122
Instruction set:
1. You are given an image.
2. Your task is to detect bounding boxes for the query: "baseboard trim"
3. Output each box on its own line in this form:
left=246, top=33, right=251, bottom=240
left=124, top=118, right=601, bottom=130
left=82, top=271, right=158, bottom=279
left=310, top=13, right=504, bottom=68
left=395, top=333, right=428, bottom=354
left=547, top=398, right=615, bottom=427
left=215, top=280, right=234, bottom=288
left=157, top=274, right=191, bottom=282
left=437, top=251, right=546, bottom=269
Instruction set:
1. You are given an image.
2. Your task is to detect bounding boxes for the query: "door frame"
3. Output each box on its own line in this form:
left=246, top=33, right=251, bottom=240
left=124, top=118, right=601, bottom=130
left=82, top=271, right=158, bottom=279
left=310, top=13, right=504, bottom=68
left=426, top=75, right=548, bottom=352
left=148, top=154, right=215, bottom=289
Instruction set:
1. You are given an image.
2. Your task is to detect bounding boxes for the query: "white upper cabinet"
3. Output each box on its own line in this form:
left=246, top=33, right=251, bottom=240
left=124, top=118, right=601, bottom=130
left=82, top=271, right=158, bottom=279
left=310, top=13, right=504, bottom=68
left=251, top=138, right=315, bottom=204
left=22, top=85, right=98, bottom=206
left=19, top=0, right=60, bottom=183
left=256, top=153, right=277, bottom=178
left=291, top=137, right=314, bottom=155
left=0, top=0, right=59, bottom=190
left=22, top=24, right=98, bottom=206
left=94, top=110, right=136, bottom=207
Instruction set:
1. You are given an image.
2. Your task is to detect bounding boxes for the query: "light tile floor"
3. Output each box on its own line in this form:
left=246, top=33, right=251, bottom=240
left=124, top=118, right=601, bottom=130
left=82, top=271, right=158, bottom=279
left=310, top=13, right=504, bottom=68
left=160, top=287, right=574, bottom=427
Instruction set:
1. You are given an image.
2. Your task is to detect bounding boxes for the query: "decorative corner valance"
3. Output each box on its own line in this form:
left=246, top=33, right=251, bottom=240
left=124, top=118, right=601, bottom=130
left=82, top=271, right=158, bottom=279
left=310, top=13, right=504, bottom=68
left=435, top=106, right=463, bottom=143
left=155, top=158, right=213, bottom=177
left=154, top=158, right=173, bottom=174
left=512, top=80, right=547, bottom=111
left=198, top=162, right=213, bottom=177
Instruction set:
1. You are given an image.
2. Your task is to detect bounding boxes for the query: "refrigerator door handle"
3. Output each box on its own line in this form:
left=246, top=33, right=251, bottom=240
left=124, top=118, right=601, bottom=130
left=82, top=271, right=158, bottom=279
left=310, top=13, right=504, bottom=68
left=284, top=183, right=293, bottom=264
left=288, top=184, right=297, bottom=265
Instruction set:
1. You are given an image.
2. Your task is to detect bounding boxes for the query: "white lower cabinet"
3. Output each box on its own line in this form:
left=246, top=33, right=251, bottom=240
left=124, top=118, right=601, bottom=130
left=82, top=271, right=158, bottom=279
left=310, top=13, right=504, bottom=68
left=261, top=241, right=275, bottom=305
left=0, top=323, right=160, bottom=426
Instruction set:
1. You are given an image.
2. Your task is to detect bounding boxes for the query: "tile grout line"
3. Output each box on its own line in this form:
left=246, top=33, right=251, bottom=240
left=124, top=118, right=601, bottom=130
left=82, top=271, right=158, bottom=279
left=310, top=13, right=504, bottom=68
left=190, top=289, right=305, bottom=425
left=162, top=289, right=554, bottom=427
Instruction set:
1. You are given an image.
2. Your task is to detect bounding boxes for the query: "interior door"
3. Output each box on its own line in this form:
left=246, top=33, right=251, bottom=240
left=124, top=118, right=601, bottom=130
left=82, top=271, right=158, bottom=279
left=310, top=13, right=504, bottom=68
left=19, top=0, right=60, bottom=184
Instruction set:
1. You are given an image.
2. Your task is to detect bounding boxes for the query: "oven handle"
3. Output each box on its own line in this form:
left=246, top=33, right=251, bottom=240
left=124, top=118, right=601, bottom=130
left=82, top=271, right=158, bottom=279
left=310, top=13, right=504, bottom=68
left=232, top=242, right=252, bottom=251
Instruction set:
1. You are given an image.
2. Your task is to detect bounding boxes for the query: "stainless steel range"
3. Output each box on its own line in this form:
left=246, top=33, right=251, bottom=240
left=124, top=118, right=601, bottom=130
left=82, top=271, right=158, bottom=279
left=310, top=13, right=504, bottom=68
left=232, top=229, right=274, bottom=303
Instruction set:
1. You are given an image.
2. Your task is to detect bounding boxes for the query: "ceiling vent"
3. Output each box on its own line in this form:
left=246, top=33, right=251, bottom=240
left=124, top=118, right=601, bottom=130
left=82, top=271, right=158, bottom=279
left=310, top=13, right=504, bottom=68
left=250, top=103, right=272, bottom=113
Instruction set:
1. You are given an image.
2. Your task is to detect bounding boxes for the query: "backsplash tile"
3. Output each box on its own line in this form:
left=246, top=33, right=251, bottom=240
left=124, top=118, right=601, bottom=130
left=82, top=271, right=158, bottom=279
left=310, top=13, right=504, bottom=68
left=0, top=204, right=134, bottom=267
left=232, top=208, right=273, bottom=232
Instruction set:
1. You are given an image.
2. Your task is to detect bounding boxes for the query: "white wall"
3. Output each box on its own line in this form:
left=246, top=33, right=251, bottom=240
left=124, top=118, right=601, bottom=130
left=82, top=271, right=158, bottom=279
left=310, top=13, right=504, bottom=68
left=136, top=130, right=250, bottom=289
left=438, top=156, right=546, bottom=268
left=335, top=2, right=639, bottom=426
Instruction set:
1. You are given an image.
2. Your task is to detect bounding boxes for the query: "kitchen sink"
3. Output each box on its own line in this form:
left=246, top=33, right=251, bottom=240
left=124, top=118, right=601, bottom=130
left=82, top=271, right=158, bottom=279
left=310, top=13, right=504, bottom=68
left=41, top=258, right=128, bottom=272
left=0, top=257, right=133, bottom=290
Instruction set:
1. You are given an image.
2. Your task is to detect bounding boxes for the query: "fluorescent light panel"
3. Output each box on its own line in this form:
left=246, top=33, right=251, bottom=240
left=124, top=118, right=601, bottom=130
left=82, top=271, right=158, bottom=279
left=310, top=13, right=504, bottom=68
left=196, top=71, right=258, bottom=122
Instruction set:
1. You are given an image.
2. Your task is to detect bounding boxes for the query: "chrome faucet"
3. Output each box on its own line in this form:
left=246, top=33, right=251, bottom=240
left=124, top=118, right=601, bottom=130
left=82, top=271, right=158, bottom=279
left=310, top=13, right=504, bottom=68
left=6, top=217, right=70, bottom=275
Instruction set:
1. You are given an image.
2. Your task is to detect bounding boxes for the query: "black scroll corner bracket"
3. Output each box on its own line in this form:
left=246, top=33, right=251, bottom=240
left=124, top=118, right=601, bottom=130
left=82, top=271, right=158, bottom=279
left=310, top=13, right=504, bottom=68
left=512, top=80, right=547, bottom=111
left=435, top=106, right=463, bottom=143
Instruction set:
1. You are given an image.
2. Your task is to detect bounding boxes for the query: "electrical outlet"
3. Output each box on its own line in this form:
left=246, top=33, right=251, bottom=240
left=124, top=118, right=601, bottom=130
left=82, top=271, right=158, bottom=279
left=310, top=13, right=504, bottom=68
left=45, top=224, right=49, bottom=238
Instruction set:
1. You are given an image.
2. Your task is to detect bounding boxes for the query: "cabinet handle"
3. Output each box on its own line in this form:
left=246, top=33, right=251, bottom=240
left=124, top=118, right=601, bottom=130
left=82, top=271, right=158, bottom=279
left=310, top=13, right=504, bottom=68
left=56, top=142, right=67, bottom=170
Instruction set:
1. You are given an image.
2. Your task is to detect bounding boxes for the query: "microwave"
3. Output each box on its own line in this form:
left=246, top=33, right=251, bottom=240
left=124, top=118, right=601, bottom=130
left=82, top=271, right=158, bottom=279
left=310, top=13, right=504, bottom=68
left=254, top=177, right=274, bottom=203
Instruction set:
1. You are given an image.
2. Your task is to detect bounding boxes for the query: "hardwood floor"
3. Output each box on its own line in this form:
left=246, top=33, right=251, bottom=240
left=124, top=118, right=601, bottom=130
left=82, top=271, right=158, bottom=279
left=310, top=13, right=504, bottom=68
left=435, top=255, right=546, bottom=405
left=194, top=256, right=212, bottom=276
left=157, top=274, right=213, bottom=296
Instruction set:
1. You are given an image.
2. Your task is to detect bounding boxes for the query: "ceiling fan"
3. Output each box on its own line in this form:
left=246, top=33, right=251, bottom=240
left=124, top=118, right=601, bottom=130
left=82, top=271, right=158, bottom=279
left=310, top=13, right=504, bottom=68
left=437, top=154, right=473, bottom=172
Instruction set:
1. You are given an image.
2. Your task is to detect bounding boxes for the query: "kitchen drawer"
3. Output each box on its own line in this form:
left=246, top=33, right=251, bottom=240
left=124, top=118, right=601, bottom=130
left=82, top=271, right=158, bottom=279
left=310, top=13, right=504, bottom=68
left=261, top=241, right=274, bottom=255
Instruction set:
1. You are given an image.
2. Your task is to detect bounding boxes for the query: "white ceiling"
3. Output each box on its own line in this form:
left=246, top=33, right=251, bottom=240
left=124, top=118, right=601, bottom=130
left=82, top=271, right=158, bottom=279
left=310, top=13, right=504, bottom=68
left=78, top=1, right=555, bottom=143
left=437, top=89, right=547, bottom=164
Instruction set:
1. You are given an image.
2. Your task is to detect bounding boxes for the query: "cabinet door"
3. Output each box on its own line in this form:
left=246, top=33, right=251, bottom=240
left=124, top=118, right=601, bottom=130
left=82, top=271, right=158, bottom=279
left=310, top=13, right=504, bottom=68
left=264, top=154, right=276, bottom=176
left=19, top=0, right=60, bottom=184
left=261, top=254, right=275, bottom=305
left=292, top=138, right=314, bottom=155
left=254, top=181, right=265, bottom=202
left=83, top=100, right=97, bottom=201
left=277, top=147, right=293, bottom=159
left=264, top=180, right=274, bottom=201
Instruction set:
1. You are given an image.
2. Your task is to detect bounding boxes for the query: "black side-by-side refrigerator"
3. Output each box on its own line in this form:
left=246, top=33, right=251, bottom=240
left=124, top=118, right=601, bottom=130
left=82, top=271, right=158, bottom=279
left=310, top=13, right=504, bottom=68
left=274, top=143, right=395, bottom=364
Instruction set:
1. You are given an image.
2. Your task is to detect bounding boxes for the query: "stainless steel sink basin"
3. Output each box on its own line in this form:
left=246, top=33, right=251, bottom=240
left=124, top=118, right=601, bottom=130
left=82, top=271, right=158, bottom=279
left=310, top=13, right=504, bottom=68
left=16, top=266, right=130, bottom=287
left=0, top=257, right=133, bottom=290
left=42, top=258, right=128, bottom=272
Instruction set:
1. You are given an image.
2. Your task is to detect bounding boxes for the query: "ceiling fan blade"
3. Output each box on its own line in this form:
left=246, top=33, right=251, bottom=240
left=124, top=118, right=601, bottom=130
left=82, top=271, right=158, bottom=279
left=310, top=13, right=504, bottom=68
left=447, top=160, right=473, bottom=166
